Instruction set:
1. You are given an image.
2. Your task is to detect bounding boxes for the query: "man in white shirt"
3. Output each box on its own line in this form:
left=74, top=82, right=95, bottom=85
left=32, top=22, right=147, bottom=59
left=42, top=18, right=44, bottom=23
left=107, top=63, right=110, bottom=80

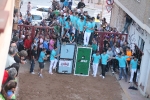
left=5, top=47, right=16, bottom=68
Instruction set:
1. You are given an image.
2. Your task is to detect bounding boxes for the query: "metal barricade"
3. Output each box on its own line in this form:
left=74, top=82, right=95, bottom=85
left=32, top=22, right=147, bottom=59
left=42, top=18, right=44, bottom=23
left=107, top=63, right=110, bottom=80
left=95, top=31, right=128, bottom=53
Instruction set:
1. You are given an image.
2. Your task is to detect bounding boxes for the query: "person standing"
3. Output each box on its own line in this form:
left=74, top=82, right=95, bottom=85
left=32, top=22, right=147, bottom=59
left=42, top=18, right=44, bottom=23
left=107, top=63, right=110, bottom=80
left=77, top=16, right=85, bottom=45
left=106, top=47, right=113, bottom=73
left=38, top=48, right=48, bottom=78
left=83, top=17, right=92, bottom=46
left=27, top=2, right=32, bottom=13
left=122, top=14, right=132, bottom=34
left=49, top=46, right=60, bottom=74
left=100, top=50, right=110, bottom=79
left=92, top=52, right=101, bottom=77
left=30, top=45, right=37, bottom=74
left=112, top=52, right=132, bottom=82
left=24, top=35, right=32, bottom=58
left=68, top=0, right=72, bottom=10
left=129, top=57, right=138, bottom=83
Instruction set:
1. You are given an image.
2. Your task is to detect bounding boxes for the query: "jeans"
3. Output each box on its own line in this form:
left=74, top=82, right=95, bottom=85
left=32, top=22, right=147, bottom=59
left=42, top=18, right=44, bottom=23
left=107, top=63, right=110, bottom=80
left=119, top=67, right=127, bottom=81
left=122, top=22, right=131, bottom=34
left=30, top=59, right=35, bottom=73
left=101, top=64, right=106, bottom=76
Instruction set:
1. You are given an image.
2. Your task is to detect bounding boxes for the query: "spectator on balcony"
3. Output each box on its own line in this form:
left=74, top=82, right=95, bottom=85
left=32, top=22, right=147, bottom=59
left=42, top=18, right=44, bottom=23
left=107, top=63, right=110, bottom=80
left=122, top=14, right=132, bottom=34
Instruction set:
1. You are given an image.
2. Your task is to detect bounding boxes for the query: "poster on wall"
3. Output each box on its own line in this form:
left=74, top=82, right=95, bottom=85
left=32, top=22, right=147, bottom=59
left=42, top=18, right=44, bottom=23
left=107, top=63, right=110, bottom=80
left=58, top=60, right=73, bottom=74
left=74, top=47, right=92, bottom=76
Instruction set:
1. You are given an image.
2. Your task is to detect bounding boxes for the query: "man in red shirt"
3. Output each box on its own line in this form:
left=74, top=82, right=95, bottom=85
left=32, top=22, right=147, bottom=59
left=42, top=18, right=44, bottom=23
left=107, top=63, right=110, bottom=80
left=24, top=35, right=32, bottom=58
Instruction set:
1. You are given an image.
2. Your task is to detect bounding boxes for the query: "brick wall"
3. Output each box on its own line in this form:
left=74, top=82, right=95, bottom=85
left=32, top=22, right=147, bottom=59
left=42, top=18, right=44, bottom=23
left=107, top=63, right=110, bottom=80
left=118, top=0, right=150, bottom=28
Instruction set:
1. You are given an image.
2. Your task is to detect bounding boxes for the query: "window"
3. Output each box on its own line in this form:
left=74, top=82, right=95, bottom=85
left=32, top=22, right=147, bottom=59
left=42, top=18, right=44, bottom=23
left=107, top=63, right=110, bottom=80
left=32, top=15, right=42, bottom=20
left=138, top=36, right=145, bottom=52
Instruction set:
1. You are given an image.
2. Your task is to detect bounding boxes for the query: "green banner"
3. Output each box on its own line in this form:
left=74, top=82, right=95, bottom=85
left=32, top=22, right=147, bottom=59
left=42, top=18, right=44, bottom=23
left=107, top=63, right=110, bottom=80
left=74, top=47, right=92, bottom=76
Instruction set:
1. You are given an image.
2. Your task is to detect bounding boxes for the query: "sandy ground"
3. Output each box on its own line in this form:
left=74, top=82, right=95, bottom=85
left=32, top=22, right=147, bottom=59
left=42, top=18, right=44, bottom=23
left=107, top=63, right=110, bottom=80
left=17, top=61, right=123, bottom=100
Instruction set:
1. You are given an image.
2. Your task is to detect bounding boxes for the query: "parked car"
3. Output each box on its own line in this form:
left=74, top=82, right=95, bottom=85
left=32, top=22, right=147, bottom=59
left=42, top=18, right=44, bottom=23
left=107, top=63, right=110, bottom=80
left=30, top=11, right=49, bottom=26
left=31, top=5, right=50, bottom=19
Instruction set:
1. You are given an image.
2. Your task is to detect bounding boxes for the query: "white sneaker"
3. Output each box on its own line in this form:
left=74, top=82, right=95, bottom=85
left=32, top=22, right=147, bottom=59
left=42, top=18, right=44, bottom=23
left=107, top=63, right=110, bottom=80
left=112, top=71, right=114, bottom=74
left=93, top=76, right=96, bottom=77
left=39, top=74, right=43, bottom=78
left=99, top=75, right=102, bottom=77
left=102, top=76, right=105, bottom=79
left=49, top=72, right=53, bottom=75
left=31, top=72, right=35, bottom=74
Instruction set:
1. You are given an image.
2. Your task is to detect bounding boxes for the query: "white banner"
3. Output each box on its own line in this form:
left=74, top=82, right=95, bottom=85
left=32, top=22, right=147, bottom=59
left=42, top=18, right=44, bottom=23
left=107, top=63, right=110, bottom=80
left=59, top=60, right=71, bottom=67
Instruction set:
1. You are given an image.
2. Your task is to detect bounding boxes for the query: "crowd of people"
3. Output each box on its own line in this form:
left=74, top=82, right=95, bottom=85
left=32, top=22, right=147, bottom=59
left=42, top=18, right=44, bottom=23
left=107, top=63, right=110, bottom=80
left=0, top=0, right=141, bottom=99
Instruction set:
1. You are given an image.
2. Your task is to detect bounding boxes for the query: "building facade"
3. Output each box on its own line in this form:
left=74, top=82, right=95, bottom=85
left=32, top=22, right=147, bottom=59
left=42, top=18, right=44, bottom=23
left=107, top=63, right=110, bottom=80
left=0, top=0, right=15, bottom=90
left=111, top=0, right=150, bottom=97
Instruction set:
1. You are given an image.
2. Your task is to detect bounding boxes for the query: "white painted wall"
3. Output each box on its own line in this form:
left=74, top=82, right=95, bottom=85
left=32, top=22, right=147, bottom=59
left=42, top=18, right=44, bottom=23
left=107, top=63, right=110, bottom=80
left=128, top=21, right=150, bottom=95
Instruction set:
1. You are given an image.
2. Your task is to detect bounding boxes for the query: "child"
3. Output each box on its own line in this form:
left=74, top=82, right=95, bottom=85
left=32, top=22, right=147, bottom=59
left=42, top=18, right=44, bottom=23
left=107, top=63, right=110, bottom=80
left=70, top=33, right=75, bottom=43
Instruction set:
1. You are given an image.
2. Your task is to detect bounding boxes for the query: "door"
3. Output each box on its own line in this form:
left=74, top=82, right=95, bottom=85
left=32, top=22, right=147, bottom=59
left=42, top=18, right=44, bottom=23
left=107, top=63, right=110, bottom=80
left=74, top=47, right=92, bottom=76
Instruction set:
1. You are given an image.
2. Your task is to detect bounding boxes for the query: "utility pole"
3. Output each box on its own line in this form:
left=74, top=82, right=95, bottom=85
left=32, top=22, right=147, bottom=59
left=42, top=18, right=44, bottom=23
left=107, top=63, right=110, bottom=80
left=101, top=0, right=105, bottom=19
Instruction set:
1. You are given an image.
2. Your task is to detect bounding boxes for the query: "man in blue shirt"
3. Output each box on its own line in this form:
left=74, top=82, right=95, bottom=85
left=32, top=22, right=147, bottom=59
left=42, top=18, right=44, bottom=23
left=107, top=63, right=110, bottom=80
left=112, top=52, right=133, bottom=81
left=49, top=46, right=60, bottom=74
left=83, top=17, right=92, bottom=46
left=92, top=51, right=101, bottom=77
left=38, top=48, right=48, bottom=78
left=129, top=56, right=138, bottom=83
left=100, top=50, right=110, bottom=79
